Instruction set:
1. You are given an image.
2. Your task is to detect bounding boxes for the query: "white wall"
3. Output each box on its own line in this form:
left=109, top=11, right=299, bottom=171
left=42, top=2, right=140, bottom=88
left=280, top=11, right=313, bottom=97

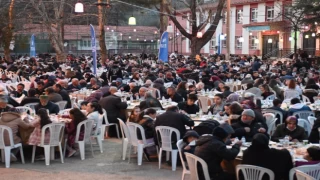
left=257, top=3, right=266, bottom=22
left=242, top=5, right=250, bottom=54
left=230, top=7, right=236, bottom=54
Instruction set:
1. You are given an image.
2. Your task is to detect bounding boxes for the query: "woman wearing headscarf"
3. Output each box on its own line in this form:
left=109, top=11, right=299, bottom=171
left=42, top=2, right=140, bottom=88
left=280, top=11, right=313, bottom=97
left=271, top=116, right=308, bottom=142
left=242, top=134, right=293, bottom=180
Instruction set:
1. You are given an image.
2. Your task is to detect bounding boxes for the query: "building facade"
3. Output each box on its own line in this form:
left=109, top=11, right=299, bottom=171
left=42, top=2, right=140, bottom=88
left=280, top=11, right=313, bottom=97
left=168, top=0, right=319, bottom=57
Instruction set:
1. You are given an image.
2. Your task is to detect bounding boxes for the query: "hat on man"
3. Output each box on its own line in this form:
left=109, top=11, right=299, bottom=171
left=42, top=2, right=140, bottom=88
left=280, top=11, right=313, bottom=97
left=116, top=78, right=122, bottom=83
left=219, top=123, right=235, bottom=134
left=245, top=74, right=252, bottom=78
left=212, top=127, right=229, bottom=139
left=242, top=109, right=255, bottom=118
left=244, top=92, right=255, bottom=98
left=183, top=130, right=200, bottom=143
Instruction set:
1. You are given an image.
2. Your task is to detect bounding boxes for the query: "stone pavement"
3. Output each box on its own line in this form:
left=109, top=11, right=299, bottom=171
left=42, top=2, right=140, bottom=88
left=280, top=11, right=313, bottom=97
left=0, top=139, right=184, bottom=180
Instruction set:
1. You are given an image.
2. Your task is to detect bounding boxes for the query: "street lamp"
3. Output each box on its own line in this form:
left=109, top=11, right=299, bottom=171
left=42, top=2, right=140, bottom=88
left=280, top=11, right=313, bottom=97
left=305, top=35, right=309, bottom=39
left=312, top=33, right=316, bottom=37
left=128, top=16, right=136, bottom=25
left=197, top=32, right=203, bottom=38
left=75, top=2, right=84, bottom=13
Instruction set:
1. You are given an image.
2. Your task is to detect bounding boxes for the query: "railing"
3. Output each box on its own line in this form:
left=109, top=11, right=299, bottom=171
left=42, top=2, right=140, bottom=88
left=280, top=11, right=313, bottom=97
left=279, top=48, right=294, bottom=58
left=263, top=49, right=279, bottom=58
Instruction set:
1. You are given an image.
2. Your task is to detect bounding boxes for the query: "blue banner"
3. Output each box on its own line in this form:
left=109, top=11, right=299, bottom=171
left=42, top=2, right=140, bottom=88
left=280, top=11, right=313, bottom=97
left=158, top=31, right=169, bottom=62
left=30, top=34, right=36, bottom=57
left=90, top=24, right=97, bottom=75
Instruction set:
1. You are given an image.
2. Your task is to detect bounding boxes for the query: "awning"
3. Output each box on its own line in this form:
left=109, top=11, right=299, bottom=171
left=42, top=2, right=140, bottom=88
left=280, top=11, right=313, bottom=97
left=246, top=26, right=270, bottom=31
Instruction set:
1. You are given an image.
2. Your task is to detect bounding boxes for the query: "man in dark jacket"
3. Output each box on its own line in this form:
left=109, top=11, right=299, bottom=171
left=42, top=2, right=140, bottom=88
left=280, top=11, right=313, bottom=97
left=154, top=106, right=194, bottom=147
left=165, top=86, right=183, bottom=103
left=20, top=88, right=40, bottom=106
left=35, top=95, right=59, bottom=114
left=194, top=127, right=241, bottom=180
left=178, top=94, right=199, bottom=114
left=242, top=134, right=293, bottom=180
left=309, top=117, right=320, bottom=143
left=268, top=99, right=287, bottom=124
left=53, top=84, right=71, bottom=108
left=99, top=86, right=127, bottom=137
left=107, top=61, right=123, bottom=81
left=231, top=109, right=268, bottom=142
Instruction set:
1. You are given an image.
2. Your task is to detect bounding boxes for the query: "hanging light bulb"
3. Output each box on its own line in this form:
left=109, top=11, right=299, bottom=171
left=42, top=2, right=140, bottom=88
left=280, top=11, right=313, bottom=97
left=312, top=33, right=316, bottom=37
left=197, top=32, right=203, bottom=38
left=239, top=37, right=244, bottom=42
left=289, top=37, right=292, bottom=41
left=254, top=39, right=259, bottom=44
left=128, top=16, right=136, bottom=25
left=315, top=22, right=318, bottom=25
left=268, top=38, right=272, bottom=43
left=75, top=2, right=84, bottom=13
left=249, top=32, right=252, bottom=36
left=305, top=34, right=309, bottom=38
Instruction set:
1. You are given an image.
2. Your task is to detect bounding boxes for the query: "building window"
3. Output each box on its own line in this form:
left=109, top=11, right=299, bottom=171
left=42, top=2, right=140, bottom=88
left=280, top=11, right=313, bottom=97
left=250, top=36, right=258, bottom=49
left=235, top=36, right=242, bottom=49
left=251, top=8, right=258, bottom=22
left=211, top=37, right=216, bottom=49
left=236, top=9, right=243, bottom=24
left=222, top=40, right=226, bottom=48
left=79, top=41, right=83, bottom=47
left=266, top=6, right=274, bottom=21
left=83, top=40, right=87, bottom=47
left=210, top=13, right=216, bottom=23
left=223, top=12, right=226, bottom=24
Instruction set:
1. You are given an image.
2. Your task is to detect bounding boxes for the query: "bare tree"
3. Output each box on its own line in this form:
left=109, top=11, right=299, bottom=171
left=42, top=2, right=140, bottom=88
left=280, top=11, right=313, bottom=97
left=163, top=0, right=225, bottom=56
left=0, top=0, right=15, bottom=62
left=277, top=1, right=306, bottom=57
left=29, top=0, right=67, bottom=62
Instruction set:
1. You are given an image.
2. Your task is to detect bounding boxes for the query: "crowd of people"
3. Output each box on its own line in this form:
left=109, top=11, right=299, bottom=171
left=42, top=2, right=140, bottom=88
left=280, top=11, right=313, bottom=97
left=0, top=52, right=319, bottom=179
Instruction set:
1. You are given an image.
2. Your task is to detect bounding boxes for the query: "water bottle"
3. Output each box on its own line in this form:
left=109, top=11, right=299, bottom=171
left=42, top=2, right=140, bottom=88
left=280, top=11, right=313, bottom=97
left=135, top=94, right=139, bottom=101
left=162, top=96, right=165, bottom=102
left=207, top=111, right=212, bottom=116
left=199, top=109, right=203, bottom=116
left=241, top=136, right=246, bottom=144
left=284, top=135, right=290, bottom=147
left=206, top=89, right=209, bottom=93
left=130, top=95, right=133, bottom=103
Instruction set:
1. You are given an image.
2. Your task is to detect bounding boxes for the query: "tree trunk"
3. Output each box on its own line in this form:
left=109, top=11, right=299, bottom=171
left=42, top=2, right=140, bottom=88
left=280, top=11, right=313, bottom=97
left=190, top=37, right=202, bottom=56
left=98, top=0, right=107, bottom=65
left=4, top=0, right=15, bottom=62
left=159, top=0, right=167, bottom=36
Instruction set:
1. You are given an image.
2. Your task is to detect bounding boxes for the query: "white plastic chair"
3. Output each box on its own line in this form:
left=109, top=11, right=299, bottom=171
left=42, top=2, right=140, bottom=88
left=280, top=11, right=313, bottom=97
left=90, top=115, right=104, bottom=154
left=197, top=96, right=212, bottom=113
left=118, top=118, right=131, bottom=160
left=55, top=101, right=68, bottom=111
left=156, top=126, right=180, bottom=171
left=289, top=165, right=320, bottom=180
left=187, top=79, right=196, bottom=85
left=241, top=84, right=247, bottom=90
left=15, top=106, right=34, bottom=115
left=126, top=122, right=155, bottom=165
left=24, top=102, right=39, bottom=113
left=284, top=90, right=300, bottom=99
left=263, top=113, right=277, bottom=136
left=31, top=123, right=65, bottom=166
left=298, top=119, right=312, bottom=136
left=58, top=108, right=72, bottom=116
left=302, top=95, right=311, bottom=103
left=236, top=164, right=275, bottom=180
left=265, top=94, right=276, bottom=101
left=0, top=125, right=25, bottom=168
left=185, top=153, right=210, bottom=180
left=75, top=120, right=94, bottom=160
left=293, top=111, right=315, bottom=121
left=100, top=109, right=120, bottom=140
left=177, top=140, right=190, bottom=180
left=308, top=116, right=317, bottom=128
left=296, top=170, right=316, bottom=180
left=262, top=109, right=283, bottom=124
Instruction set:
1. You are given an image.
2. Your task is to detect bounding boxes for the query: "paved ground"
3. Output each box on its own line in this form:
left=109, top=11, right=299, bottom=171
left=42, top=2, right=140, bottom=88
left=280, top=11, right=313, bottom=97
left=1, top=139, right=184, bottom=180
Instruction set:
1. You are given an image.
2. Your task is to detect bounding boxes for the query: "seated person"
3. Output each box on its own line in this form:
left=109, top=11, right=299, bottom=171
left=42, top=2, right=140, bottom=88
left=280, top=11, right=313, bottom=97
left=20, top=88, right=40, bottom=106
left=296, top=146, right=320, bottom=166
left=187, top=85, right=197, bottom=95
left=45, top=87, right=63, bottom=103
left=80, top=101, right=89, bottom=110
left=309, top=117, right=320, bottom=143
left=242, top=134, right=293, bottom=180
left=221, top=86, right=232, bottom=99
left=35, top=95, right=60, bottom=115
left=287, top=98, right=312, bottom=116
left=259, top=84, right=274, bottom=100
left=178, top=94, right=199, bottom=114
left=128, top=106, right=140, bottom=122
left=194, top=127, right=241, bottom=180
left=139, top=92, right=163, bottom=110
left=231, top=109, right=268, bottom=142
left=28, top=108, right=52, bottom=146
left=180, top=130, right=199, bottom=162
left=86, top=102, right=103, bottom=133
left=165, top=86, right=183, bottom=103
left=268, top=99, right=287, bottom=125
left=208, top=94, right=225, bottom=114
left=11, top=83, right=28, bottom=98
left=136, top=108, right=156, bottom=143
left=86, top=77, right=101, bottom=90
left=67, top=78, right=81, bottom=92
left=271, top=116, right=308, bottom=142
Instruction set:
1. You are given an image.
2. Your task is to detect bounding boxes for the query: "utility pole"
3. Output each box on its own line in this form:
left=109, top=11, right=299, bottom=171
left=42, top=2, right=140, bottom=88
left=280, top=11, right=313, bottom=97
left=226, top=0, right=231, bottom=60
